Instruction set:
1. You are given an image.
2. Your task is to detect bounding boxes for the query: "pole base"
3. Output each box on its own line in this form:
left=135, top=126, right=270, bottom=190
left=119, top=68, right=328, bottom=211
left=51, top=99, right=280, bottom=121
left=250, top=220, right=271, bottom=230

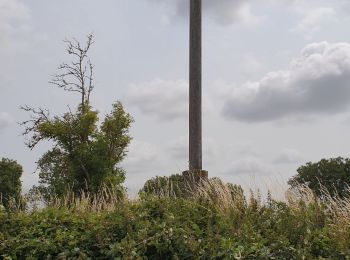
left=181, top=169, right=208, bottom=195
left=182, top=169, right=208, bottom=180
left=182, top=169, right=208, bottom=187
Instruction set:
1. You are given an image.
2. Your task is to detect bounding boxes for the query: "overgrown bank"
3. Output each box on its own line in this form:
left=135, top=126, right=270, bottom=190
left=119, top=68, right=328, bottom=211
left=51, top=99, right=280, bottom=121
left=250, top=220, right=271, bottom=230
left=1, top=183, right=350, bottom=259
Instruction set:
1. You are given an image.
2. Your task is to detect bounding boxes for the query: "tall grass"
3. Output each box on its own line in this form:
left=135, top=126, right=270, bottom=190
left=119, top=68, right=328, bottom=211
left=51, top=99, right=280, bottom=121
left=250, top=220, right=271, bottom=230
left=18, top=176, right=350, bottom=220
left=21, top=185, right=126, bottom=213
left=141, top=174, right=350, bottom=226
left=2, top=177, right=350, bottom=258
left=5, top=176, right=350, bottom=233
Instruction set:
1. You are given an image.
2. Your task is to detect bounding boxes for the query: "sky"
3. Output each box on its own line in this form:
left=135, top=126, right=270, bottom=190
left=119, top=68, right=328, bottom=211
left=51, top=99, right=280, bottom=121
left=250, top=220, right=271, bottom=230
left=2, top=0, right=350, bottom=199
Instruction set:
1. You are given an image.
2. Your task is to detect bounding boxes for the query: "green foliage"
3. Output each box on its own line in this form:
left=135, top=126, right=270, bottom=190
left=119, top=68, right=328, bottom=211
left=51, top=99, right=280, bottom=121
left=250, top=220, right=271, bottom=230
left=141, top=174, right=189, bottom=198
left=0, top=158, right=22, bottom=209
left=22, top=35, right=133, bottom=201
left=1, top=194, right=350, bottom=259
left=141, top=174, right=245, bottom=203
left=31, top=102, right=132, bottom=201
left=289, top=157, right=350, bottom=199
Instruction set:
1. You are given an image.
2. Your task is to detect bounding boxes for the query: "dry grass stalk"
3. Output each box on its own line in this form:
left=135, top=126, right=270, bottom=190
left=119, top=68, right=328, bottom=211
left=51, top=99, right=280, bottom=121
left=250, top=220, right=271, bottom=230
left=48, top=186, right=125, bottom=213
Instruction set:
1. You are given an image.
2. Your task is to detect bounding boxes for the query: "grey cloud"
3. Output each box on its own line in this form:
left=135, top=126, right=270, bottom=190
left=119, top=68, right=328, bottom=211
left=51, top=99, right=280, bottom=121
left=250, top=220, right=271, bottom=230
left=222, top=42, right=350, bottom=122
left=121, top=140, right=160, bottom=174
left=273, top=149, right=304, bottom=164
left=0, top=0, right=31, bottom=42
left=122, top=140, right=179, bottom=195
left=224, top=157, right=272, bottom=176
left=148, top=0, right=258, bottom=25
left=167, top=136, right=188, bottom=160
left=294, top=7, right=337, bottom=36
left=167, top=136, right=218, bottom=162
left=126, top=79, right=188, bottom=121
left=0, top=112, right=14, bottom=132
left=231, top=141, right=259, bottom=157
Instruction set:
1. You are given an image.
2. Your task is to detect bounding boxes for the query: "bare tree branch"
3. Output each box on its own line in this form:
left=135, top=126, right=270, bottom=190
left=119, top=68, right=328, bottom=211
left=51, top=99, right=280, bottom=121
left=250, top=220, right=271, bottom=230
left=50, top=33, right=95, bottom=107
left=21, top=34, right=95, bottom=149
left=19, top=105, right=50, bottom=149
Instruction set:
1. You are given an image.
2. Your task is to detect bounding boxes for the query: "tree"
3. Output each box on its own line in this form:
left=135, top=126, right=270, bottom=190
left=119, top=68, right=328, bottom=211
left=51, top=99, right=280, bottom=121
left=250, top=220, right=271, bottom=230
left=0, top=158, right=22, bottom=208
left=288, top=157, right=350, bottom=199
left=21, top=34, right=133, bottom=201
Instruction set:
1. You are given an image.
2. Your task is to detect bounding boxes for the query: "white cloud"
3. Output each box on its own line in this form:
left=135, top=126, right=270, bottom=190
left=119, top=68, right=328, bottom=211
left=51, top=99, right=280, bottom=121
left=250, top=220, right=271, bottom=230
left=126, top=79, right=188, bottom=121
left=126, top=79, right=213, bottom=122
left=222, top=42, right=350, bottom=122
left=294, top=7, right=337, bottom=37
left=240, top=54, right=264, bottom=78
left=0, top=112, right=14, bottom=131
left=148, top=0, right=260, bottom=26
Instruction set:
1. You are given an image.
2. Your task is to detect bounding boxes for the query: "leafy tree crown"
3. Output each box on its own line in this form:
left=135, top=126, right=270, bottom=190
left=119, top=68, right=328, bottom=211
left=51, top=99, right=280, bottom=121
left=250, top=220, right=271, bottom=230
left=21, top=34, right=133, bottom=201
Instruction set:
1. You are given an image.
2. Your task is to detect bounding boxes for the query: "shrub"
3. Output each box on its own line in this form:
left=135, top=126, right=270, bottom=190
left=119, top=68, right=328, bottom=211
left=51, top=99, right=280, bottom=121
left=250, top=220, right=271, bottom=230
left=289, top=157, right=350, bottom=199
left=0, top=158, right=23, bottom=209
left=1, top=180, right=350, bottom=258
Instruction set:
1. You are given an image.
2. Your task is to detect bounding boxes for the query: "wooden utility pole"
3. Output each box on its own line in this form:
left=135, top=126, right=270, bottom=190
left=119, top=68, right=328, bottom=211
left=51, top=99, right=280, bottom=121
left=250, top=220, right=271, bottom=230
left=184, top=0, right=208, bottom=182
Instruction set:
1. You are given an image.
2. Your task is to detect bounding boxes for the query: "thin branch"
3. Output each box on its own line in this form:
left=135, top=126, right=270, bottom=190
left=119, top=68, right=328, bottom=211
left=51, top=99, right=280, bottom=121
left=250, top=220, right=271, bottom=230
left=19, top=105, right=51, bottom=149
left=51, top=33, right=95, bottom=107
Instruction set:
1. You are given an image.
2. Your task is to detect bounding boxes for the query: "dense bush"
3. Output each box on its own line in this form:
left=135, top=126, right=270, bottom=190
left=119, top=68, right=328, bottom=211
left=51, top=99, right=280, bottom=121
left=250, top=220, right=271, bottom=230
left=289, top=157, right=350, bottom=199
left=140, top=174, right=245, bottom=201
left=1, top=185, right=350, bottom=259
left=0, top=158, right=23, bottom=209
left=141, top=174, right=188, bottom=198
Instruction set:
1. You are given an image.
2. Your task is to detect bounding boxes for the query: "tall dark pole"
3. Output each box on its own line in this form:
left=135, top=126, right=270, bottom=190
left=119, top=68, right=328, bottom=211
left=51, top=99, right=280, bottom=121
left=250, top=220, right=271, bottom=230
left=189, top=0, right=202, bottom=171
left=186, top=0, right=207, bottom=181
